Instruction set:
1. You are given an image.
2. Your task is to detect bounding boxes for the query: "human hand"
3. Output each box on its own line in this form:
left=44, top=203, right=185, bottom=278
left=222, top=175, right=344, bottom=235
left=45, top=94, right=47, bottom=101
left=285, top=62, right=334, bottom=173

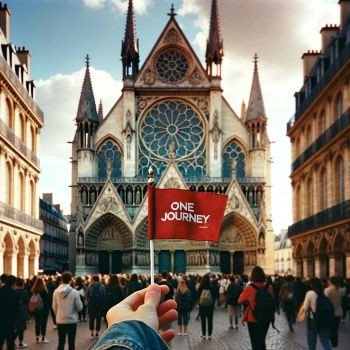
left=106, top=283, right=178, bottom=342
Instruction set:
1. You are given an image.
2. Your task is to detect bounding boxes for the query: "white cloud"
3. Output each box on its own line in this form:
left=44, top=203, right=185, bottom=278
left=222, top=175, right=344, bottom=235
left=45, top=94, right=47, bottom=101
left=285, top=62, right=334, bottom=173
left=36, top=68, right=122, bottom=215
left=83, top=0, right=153, bottom=14
left=178, top=0, right=340, bottom=233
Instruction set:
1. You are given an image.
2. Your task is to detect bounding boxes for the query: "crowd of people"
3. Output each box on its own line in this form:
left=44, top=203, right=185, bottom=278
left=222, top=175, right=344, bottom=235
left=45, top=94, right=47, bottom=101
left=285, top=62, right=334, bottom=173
left=0, top=269, right=349, bottom=350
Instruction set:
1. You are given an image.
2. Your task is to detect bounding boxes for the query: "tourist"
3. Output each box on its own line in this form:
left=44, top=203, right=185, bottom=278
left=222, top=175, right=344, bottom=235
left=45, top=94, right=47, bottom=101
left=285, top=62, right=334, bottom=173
left=30, top=277, right=50, bottom=343
left=86, top=275, right=106, bottom=338
left=324, top=276, right=342, bottom=348
left=14, top=278, right=29, bottom=348
left=46, top=276, right=58, bottom=329
left=218, top=274, right=228, bottom=307
left=238, top=266, right=274, bottom=350
left=302, top=277, right=332, bottom=350
left=127, top=273, right=143, bottom=296
left=52, top=271, right=83, bottom=350
left=174, top=278, right=192, bottom=336
left=279, top=275, right=296, bottom=332
left=105, top=274, right=124, bottom=313
left=0, top=273, right=7, bottom=287
left=0, top=275, right=19, bottom=350
left=272, top=275, right=282, bottom=315
left=74, top=276, right=87, bottom=322
left=226, top=276, right=241, bottom=329
left=197, top=273, right=215, bottom=340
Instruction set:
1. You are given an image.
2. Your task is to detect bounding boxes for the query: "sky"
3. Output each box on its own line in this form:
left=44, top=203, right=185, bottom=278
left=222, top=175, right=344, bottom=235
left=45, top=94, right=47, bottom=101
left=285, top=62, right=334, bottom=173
left=6, top=0, right=340, bottom=233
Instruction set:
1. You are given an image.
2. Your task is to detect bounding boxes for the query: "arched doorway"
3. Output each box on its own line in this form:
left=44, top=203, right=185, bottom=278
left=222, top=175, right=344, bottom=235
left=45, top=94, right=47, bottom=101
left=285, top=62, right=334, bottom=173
left=318, top=237, right=328, bottom=278
left=306, top=241, right=315, bottom=278
left=17, top=237, right=26, bottom=277
left=333, top=234, right=346, bottom=277
left=85, top=213, right=133, bottom=274
left=28, top=240, right=36, bottom=277
left=3, top=233, right=14, bottom=275
left=295, top=243, right=303, bottom=277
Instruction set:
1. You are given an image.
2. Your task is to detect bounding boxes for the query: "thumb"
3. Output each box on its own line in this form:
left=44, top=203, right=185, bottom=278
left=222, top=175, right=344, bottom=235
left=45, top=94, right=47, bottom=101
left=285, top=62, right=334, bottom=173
left=144, top=283, right=161, bottom=310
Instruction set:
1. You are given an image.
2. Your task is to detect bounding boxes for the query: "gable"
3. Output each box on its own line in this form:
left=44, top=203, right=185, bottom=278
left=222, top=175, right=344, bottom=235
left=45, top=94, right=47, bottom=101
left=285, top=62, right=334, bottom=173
left=134, top=19, right=210, bottom=89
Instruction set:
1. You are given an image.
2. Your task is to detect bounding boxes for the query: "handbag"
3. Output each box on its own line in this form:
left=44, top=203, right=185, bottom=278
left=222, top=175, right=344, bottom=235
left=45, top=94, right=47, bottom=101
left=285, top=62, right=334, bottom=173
left=297, top=305, right=306, bottom=322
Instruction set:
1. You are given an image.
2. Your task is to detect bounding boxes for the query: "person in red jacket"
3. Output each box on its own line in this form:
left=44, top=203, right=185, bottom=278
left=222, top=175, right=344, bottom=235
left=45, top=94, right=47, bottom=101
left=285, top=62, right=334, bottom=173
left=238, top=266, right=272, bottom=350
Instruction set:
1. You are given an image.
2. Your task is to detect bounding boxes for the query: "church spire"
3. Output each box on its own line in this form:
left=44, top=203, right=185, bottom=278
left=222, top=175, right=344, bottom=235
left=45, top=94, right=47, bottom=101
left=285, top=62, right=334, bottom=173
left=206, top=0, right=224, bottom=77
left=121, top=0, right=139, bottom=79
left=246, top=54, right=266, bottom=121
left=76, top=55, right=99, bottom=123
left=98, top=99, right=104, bottom=121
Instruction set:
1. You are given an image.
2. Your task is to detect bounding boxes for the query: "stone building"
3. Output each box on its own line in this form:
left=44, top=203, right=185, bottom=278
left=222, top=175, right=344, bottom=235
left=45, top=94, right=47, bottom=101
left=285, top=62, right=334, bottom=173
left=39, top=194, right=68, bottom=274
left=69, top=0, right=274, bottom=275
left=0, top=3, right=44, bottom=277
left=287, top=0, right=350, bottom=278
left=274, top=229, right=292, bottom=275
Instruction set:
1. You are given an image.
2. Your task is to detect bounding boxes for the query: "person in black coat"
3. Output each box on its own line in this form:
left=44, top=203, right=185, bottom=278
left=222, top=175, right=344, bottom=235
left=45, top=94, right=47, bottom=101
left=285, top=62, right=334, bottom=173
left=0, top=275, right=19, bottom=350
left=126, top=274, right=143, bottom=296
left=14, top=278, right=29, bottom=348
left=105, top=275, right=124, bottom=312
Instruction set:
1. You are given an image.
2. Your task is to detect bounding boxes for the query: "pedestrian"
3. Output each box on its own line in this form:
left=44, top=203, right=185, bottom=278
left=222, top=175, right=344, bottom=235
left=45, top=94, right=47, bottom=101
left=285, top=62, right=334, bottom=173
left=126, top=273, right=143, bottom=296
left=174, top=279, right=192, bottom=336
left=0, top=273, right=7, bottom=287
left=30, top=276, right=50, bottom=343
left=272, top=275, right=282, bottom=315
left=0, top=275, right=19, bottom=350
left=238, top=266, right=274, bottom=350
left=52, top=271, right=83, bottom=350
left=197, top=273, right=215, bottom=340
left=302, top=277, right=332, bottom=350
left=46, top=276, right=58, bottom=329
left=218, top=275, right=228, bottom=307
left=14, top=278, right=29, bottom=348
left=279, top=275, right=296, bottom=332
left=86, top=275, right=106, bottom=338
left=105, top=274, right=124, bottom=312
left=226, top=276, right=241, bottom=330
left=74, top=276, right=87, bottom=322
left=324, top=276, right=342, bottom=349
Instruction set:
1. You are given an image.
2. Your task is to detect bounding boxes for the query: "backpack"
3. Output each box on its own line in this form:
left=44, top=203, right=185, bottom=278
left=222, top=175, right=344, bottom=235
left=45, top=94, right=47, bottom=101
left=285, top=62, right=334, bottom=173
left=251, top=284, right=276, bottom=324
left=199, top=289, right=213, bottom=307
left=226, top=283, right=242, bottom=305
left=28, top=293, right=44, bottom=313
left=313, top=293, right=335, bottom=328
left=284, top=283, right=295, bottom=303
left=89, top=284, right=105, bottom=306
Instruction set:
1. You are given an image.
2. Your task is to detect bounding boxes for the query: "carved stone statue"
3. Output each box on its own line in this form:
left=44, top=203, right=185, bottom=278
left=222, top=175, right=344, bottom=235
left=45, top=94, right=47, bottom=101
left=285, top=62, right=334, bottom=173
left=209, top=110, right=222, bottom=160
left=99, top=196, right=118, bottom=213
left=143, top=68, right=156, bottom=85
left=106, top=159, right=113, bottom=178
left=122, top=110, right=135, bottom=159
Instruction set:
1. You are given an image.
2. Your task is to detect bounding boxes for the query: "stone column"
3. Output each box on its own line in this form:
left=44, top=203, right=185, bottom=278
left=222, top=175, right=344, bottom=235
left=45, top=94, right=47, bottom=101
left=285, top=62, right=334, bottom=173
left=314, top=256, right=321, bottom=278
left=345, top=251, right=350, bottom=279
left=328, top=254, right=336, bottom=276
left=23, top=253, right=29, bottom=279
left=303, top=258, right=308, bottom=278
left=11, top=251, right=17, bottom=276
left=0, top=249, right=3, bottom=275
left=170, top=251, right=175, bottom=273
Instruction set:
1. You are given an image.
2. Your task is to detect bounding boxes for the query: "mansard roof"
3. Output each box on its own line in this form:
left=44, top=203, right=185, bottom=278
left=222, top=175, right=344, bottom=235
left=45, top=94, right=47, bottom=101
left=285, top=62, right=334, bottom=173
left=246, top=54, right=266, bottom=122
left=76, top=55, right=99, bottom=123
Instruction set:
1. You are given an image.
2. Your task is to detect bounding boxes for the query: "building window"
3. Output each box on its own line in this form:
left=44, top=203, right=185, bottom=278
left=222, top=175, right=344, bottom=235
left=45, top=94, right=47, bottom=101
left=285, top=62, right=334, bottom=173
left=335, top=156, right=345, bottom=203
left=139, top=100, right=206, bottom=179
left=19, top=172, right=25, bottom=211
left=319, top=167, right=327, bottom=211
left=306, top=177, right=313, bottom=217
left=333, top=93, right=343, bottom=121
left=295, top=185, right=301, bottom=221
left=4, top=99, right=12, bottom=129
left=305, top=125, right=312, bottom=147
left=4, top=161, right=12, bottom=205
left=29, top=180, right=35, bottom=216
left=222, top=141, right=246, bottom=179
left=97, top=140, right=122, bottom=178
left=318, top=110, right=326, bottom=134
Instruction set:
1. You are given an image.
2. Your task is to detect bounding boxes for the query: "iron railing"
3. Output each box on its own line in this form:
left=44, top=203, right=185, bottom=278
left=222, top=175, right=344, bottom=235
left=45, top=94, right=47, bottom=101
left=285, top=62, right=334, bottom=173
left=287, top=39, right=350, bottom=132
left=0, top=53, right=44, bottom=123
left=0, top=200, right=43, bottom=230
left=291, top=108, right=350, bottom=172
left=288, top=199, right=350, bottom=238
left=0, top=119, right=40, bottom=167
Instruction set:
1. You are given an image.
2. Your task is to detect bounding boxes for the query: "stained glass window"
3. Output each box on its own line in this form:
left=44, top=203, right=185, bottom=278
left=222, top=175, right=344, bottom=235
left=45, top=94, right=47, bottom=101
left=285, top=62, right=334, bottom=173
left=97, top=140, right=122, bottom=178
left=155, top=49, right=189, bottom=83
left=139, top=100, right=206, bottom=179
left=222, top=141, right=246, bottom=179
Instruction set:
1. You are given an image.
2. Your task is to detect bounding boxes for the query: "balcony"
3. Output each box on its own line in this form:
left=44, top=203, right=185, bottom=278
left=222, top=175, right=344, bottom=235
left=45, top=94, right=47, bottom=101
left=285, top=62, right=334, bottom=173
left=0, top=52, right=44, bottom=124
left=288, top=199, right=350, bottom=238
left=0, top=119, right=40, bottom=167
left=0, top=200, right=43, bottom=231
left=291, top=108, right=350, bottom=172
left=287, top=35, right=350, bottom=132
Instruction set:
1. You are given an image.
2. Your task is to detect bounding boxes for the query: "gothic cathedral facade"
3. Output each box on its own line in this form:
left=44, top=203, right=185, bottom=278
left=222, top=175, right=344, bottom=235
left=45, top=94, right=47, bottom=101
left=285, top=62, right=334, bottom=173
left=69, top=0, right=274, bottom=275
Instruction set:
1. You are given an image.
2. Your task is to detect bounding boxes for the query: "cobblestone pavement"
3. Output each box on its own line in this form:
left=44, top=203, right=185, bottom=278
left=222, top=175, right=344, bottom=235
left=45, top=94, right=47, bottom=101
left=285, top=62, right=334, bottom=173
left=18, top=308, right=350, bottom=350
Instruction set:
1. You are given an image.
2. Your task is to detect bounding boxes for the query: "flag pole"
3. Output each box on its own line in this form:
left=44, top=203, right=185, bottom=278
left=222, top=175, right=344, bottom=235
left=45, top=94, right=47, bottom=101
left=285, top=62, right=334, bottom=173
left=148, top=167, right=155, bottom=284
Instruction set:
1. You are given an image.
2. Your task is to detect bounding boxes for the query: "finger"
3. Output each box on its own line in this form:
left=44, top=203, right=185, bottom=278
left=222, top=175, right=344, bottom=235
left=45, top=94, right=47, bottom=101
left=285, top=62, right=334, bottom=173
left=143, top=284, right=162, bottom=309
left=159, top=309, right=178, bottom=329
left=157, top=299, right=177, bottom=317
left=160, top=284, right=169, bottom=296
left=159, top=329, right=176, bottom=342
left=120, top=288, right=147, bottom=311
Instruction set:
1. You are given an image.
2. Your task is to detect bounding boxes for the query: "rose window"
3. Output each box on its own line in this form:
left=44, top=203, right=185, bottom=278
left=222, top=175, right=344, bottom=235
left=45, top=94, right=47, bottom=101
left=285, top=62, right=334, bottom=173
left=139, top=100, right=206, bottom=178
left=155, top=49, right=189, bottom=83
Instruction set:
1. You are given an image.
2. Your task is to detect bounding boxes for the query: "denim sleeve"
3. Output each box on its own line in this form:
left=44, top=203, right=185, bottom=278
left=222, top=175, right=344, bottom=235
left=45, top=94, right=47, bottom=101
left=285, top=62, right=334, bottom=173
left=92, top=320, right=170, bottom=350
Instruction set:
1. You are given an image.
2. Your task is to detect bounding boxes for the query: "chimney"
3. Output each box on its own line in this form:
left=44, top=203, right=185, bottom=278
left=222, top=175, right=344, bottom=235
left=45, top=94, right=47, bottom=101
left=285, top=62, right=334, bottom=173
left=320, top=25, right=339, bottom=52
left=17, top=46, right=31, bottom=77
left=340, top=0, right=350, bottom=29
left=302, top=50, right=321, bottom=80
left=0, top=2, right=10, bottom=41
left=43, top=193, right=53, bottom=204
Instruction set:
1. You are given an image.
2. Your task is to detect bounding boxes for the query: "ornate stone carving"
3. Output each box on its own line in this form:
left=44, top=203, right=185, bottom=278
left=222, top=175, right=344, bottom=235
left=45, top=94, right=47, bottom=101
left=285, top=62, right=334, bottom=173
left=137, top=98, right=148, bottom=111
left=220, top=227, right=243, bottom=244
left=164, top=28, right=180, bottom=44
left=99, top=226, right=120, bottom=241
left=122, top=110, right=135, bottom=159
left=98, top=196, right=118, bottom=213
left=143, top=68, right=156, bottom=85
left=164, top=177, right=180, bottom=189
left=189, top=68, right=203, bottom=85
left=209, top=110, right=222, bottom=160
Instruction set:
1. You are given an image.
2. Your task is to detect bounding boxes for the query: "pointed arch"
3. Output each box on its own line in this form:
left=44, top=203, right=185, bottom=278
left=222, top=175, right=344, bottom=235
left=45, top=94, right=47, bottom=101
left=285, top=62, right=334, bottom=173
left=17, top=236, right=26, bottom=277
left=96, top=138, right=123, bottom=178
left=222, top=138, right=246, bottom=179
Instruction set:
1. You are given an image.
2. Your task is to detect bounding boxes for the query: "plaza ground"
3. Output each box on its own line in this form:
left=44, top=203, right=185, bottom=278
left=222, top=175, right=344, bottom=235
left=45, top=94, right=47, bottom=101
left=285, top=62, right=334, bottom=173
left=20, top=307, right=350, bottom=350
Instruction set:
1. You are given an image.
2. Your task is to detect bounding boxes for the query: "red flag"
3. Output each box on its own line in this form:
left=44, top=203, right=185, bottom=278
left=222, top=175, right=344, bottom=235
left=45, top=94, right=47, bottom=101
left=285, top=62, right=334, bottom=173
left=148, top=187, right=228, bottom=242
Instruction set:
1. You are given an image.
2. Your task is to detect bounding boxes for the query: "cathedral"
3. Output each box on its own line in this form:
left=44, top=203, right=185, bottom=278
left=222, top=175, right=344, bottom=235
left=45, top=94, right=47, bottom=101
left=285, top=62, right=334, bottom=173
left=69, top=0, right=274, bottom=275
